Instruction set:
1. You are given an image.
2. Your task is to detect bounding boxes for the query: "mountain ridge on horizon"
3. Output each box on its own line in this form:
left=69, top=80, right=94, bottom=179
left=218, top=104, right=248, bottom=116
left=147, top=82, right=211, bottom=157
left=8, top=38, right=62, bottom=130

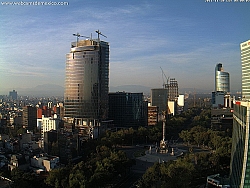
left=1, top=84, right=240, bottom=97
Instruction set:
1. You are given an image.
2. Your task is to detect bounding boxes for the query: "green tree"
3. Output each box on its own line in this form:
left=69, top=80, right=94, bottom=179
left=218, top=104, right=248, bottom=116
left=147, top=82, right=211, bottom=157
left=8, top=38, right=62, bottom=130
left=165, top=158, right=195, bottom=188
left=16, top=127, right=26, bottom=135
left=137, top=163, right=160, bottom=188
left=69, top=169, right=87, bottom=188
left=11, top=168, right=38, bottom=188
left=89, top=158, right=113, bottom=187
left=45, top=167, right=70, bottom=188
left=179, top=130, right=192, bottom=145
left=191, top=126, right=207, bottom=147
left=138, top=158, right=195, bottom=188
left=137, top=126, right=148, bottom=143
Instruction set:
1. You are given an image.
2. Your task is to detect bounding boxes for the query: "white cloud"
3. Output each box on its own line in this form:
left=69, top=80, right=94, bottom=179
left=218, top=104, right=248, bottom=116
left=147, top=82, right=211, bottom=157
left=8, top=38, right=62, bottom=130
left=110, top=41, right=241, bottom=91
left=0, top=1, right=246, bottom=94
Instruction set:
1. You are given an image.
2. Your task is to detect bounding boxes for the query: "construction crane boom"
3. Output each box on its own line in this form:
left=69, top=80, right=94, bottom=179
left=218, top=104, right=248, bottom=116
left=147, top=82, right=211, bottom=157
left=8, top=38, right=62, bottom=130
left=95, top=29, right=107, bottom=41
left=160, top=67, right=169, bottom=88
left=73, top=33, right=90, bottom=47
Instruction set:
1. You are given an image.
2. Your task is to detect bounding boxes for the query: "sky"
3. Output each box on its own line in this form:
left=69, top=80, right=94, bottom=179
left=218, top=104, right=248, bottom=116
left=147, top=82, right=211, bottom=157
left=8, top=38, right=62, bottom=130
left=0, top=0, right=250, bottom=95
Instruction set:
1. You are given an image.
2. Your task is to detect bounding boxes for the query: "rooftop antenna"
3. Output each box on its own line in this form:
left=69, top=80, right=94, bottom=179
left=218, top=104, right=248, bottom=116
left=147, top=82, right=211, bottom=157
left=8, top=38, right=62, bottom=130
left=73, top=32, right=90, bottom=47
left=95, top=29, right=107, bottom=41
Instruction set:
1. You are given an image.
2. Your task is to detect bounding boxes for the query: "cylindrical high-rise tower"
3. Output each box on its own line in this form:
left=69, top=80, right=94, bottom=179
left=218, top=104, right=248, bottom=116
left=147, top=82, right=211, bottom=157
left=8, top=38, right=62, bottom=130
left=215, top=63, right=230, bottom=93
left=64, top=39, right=109, bottom=121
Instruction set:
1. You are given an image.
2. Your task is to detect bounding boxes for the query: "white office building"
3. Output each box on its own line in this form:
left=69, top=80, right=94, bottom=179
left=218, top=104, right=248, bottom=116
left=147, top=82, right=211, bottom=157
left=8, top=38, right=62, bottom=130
left=241, top=39, right=250, bottom=100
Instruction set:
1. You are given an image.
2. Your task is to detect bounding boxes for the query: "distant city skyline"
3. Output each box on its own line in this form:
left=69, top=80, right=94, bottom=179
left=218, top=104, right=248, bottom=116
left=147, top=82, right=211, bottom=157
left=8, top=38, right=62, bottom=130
left=1, top=0, right=250, bottom=95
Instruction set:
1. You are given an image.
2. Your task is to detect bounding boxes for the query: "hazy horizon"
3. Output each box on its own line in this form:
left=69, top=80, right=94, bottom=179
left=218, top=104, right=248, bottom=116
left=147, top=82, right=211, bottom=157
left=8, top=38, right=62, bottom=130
left=0, top=83, right=242, bottom=97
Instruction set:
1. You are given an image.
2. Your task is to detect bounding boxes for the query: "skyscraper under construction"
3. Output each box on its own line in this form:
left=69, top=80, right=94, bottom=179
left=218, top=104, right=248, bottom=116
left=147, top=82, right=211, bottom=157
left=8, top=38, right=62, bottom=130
left=64, top=33, right=109, bottom=130
left=166, top=78, right=178, bottom=101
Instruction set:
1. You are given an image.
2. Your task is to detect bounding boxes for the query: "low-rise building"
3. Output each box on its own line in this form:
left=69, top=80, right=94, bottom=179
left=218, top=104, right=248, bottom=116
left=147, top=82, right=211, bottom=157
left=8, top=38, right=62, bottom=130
left=30, top=154, right=59, bottom=172
left=8, top=154, right=29, bottom=171
left=43, top=156, right=59, bottom=171
left=148, top=106, right=158, bottom=126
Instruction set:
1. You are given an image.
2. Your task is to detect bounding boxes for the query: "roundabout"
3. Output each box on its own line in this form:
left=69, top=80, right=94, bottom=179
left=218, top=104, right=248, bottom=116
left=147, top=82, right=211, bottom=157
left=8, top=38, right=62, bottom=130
left=137, top=145, right=186, bottom=163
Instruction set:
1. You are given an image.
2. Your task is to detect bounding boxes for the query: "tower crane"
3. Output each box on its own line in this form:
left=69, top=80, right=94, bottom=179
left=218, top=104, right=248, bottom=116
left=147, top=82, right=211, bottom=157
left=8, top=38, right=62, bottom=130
left=95, top=29, right=107, bottom=41
left=160, top=67, right=169, bottom=89
left=73, top=33, right=90, bottom=47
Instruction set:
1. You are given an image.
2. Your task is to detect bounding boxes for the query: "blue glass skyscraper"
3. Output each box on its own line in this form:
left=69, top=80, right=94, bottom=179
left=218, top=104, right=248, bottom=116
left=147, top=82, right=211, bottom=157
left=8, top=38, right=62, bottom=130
left=215, top=63, right=230, bottom=93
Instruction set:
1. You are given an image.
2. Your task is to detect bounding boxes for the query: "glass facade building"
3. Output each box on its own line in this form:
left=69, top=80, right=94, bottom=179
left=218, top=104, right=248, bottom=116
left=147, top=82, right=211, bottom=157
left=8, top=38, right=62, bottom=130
left=241, top=40, right=250, bottom=100
left=230, top=101, right=250, bottom=188
left=229, top=39, right=250, bottom=188
left=151, top=88, right=168, bottom=114
left=215, top=63, right=230, bottom=93
left=9, top=90, right=17, bottom=100
left=108, top=92, right=148, bottom=127
left=64, top=39, right=109, bottom=121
